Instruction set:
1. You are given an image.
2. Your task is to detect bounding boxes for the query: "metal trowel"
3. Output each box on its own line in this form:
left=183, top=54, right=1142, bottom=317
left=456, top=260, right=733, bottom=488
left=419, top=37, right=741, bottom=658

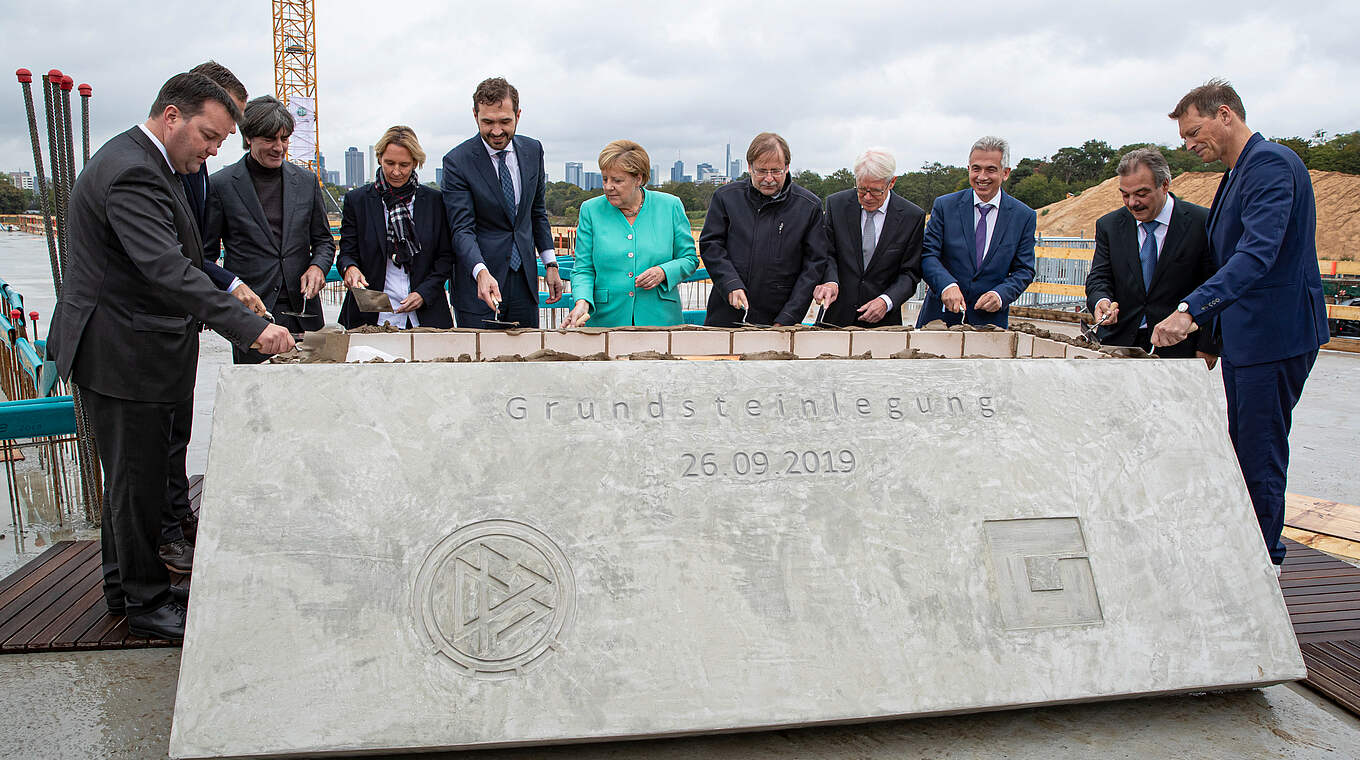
left=350, top=287, right=394, bottom=313
left=482, top=300, right=520, bottom=329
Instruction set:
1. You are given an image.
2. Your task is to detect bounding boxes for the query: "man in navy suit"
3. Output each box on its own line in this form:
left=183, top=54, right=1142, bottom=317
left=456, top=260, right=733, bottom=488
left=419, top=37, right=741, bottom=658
left=916, top=136, right=1035, bottom=328
left=1153, top=79, right=1329, bottom=570
left=440, top=77, right=563, bottom=328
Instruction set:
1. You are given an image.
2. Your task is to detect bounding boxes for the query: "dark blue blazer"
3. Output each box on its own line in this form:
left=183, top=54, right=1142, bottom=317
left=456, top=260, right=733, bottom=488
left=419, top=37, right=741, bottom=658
left=181, top=165, right=236, bottom=290
left=440, top=135, right=553, bottom=318
left=916, top=189, right=1036, bottom=328
left=335, top=183, right=454, bottom=329
left=1183, top=133, right=1329, bottom=366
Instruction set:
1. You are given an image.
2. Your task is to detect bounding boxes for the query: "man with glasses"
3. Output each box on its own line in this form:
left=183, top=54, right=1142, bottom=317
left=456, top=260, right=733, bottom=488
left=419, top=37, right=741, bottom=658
left=814, top=148, right=924, bottom=327
left=699, top=132, right=830, bottom=327
left=916, top=136, right=1035, bottom=328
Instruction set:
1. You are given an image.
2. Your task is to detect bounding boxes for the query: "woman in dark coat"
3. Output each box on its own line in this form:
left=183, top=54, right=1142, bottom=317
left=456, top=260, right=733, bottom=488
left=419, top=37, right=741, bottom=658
left=337, top=125, right=454, bottom=328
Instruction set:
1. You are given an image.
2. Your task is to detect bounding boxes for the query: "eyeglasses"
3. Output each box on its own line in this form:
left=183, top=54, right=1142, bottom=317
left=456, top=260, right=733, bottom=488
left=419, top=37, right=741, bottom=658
left=751, top=167, right=786, bottom=178
left=855, top=185, right=888, bottom=198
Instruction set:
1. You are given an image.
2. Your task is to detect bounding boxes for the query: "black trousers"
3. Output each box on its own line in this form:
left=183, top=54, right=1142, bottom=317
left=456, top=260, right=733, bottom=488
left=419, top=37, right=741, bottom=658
left=82, top=387, right=175, bottom=616
left=454, top=265, right=540, bottom=329
left=160, top=394, right=194, bottom=544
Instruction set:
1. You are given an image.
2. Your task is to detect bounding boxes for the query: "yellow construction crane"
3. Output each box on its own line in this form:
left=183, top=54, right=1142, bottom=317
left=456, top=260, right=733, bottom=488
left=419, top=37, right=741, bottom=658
left=272, top=0, right=320, bottom=178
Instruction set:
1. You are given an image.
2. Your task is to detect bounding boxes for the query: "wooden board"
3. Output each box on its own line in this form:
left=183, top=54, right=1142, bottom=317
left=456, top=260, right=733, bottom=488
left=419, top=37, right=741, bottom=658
left=1286, top=494, right=1360, bottom=543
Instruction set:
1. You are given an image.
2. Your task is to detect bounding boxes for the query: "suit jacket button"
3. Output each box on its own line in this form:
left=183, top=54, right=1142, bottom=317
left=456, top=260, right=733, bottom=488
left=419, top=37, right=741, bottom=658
left=628, top=291, right=634, bottom=297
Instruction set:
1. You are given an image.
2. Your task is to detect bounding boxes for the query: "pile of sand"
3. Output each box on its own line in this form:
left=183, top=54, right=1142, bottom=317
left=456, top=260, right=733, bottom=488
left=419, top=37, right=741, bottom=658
left=1034, top=170, right=1360, bottom=261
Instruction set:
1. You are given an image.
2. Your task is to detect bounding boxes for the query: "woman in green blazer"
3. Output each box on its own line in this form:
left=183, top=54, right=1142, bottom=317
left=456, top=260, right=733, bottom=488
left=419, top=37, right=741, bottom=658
left=564, top=140, right=698, bottom=328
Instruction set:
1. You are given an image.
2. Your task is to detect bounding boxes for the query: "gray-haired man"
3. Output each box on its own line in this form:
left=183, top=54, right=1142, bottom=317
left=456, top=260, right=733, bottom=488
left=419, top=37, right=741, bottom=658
left=204, top=95, right=335, bottom=363
left=916, top=136, right=1035, bottom=328
left=814, top=148, right=925, bottom=326
left=1085, top=147, right=1219, bottom=361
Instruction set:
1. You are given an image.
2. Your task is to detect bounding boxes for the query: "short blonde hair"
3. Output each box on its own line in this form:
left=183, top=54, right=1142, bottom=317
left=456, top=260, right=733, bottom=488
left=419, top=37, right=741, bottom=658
left=374, top=125, right=426, bottom=168
left=598, top=139, right=650, bottom=183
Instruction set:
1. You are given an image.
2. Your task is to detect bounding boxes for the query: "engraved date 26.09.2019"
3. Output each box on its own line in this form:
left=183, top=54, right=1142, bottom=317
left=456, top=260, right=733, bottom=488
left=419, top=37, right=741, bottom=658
left=679, top=449, right=857, bottom=479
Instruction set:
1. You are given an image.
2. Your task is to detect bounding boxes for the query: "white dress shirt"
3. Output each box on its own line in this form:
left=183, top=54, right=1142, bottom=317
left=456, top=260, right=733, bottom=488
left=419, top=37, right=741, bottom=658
left=470, top=138, right=556, bottom=282
left=138, top=123, right=243, bottom=293
left=377, top=196, right=419, bottom=329
left=860, top=193, right=895, bottom=309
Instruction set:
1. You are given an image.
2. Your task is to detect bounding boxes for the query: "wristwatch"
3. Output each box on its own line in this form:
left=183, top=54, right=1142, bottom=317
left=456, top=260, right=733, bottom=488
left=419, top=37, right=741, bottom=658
left=543, top=262, right=559, bottom=269
left=1176, top=302, right=1190, bottom=314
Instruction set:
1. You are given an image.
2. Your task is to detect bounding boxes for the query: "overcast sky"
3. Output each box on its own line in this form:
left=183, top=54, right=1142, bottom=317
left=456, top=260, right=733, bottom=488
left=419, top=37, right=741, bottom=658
left=2, top=0, right=1357, bottom=185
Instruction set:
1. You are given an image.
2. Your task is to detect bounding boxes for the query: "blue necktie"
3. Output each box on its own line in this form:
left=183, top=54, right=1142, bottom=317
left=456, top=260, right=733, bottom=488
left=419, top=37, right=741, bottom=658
left=974, top=204, right=992, bottom=268
left=496, top=150, right=521, bottom=271
left=1139, top=221, right=1159, bottom=292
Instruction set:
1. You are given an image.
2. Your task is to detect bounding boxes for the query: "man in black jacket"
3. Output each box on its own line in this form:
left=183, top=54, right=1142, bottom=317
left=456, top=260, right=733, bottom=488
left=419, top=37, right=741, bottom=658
left=1085, top=147, right=1220, bottom=362
left=204, top=96, right=335, bottom=363
left=700, top=133, right=830, bottom=327
left=46, top=72, right=294, bottom=640
left=815, top=148, right=924, bottom=327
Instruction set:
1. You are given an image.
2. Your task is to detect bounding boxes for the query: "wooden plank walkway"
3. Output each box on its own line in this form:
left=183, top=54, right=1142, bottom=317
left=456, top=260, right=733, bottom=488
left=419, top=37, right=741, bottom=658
left=0, top=476, right=199, bottom=653
left=3, top=482, right=1360, bottom=717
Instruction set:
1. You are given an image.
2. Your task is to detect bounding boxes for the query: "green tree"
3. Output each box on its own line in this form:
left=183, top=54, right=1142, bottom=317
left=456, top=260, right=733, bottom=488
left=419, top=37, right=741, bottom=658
left=0, top=176, right=26, bottom=214
left=893, top=162, right=967, bottom=212
left=1008, top=173, right=1069, bottom=210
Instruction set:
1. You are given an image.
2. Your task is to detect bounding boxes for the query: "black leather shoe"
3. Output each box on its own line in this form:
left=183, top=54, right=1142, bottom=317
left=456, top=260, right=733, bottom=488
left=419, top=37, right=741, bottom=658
left=180, top=514, right=199, bottom=545
left=106, top=583, right=189, bottom=617
left=128, top=600, right=186, bottom=641
left=159, top=539, right=194, bottom=573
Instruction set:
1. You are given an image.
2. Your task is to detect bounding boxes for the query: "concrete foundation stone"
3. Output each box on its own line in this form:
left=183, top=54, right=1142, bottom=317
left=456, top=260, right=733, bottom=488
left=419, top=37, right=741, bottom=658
left=792, top=330, right=852, bottom=358
left=412, top=332, right=477, bottom=361
left=732, top=330, right=792, bottom=354
left=963, top=331, right=1019, bottom=358
left=848, top=330, right=911, bottom=359
left=907, top=330, right=963, bottom=357
left=172, top=360, right=1303, bottom=759
left=543, top=330, right=608, bottom=357
left=479, top=330, right=544, bottom=360
left=670, top=329, right=734, bottom=356
left=345, top=332, right=411, bottom=361
left=608, top=330, right=670, bottom=357
left=1016, top=333, right=1035, bottom=357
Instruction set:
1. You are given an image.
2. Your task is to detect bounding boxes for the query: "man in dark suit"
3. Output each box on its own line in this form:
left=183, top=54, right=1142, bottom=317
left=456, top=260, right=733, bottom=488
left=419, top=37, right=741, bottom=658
left=1085, top=147, right=1219, bottom=362
left=441, top=77, right=563, bottom=328
left=700, top=132, right=830, bottom=327
left=1154, top=79, right=1330, bottom=570
left=204, top=95, right=335, bottom=363
left=916, top=136, right=1036, bottom=328
left=814, top=148, right=924, bottom=327
left=157, top=61, right=267, bottom=577
left=45, top=72, right=293, bottom=640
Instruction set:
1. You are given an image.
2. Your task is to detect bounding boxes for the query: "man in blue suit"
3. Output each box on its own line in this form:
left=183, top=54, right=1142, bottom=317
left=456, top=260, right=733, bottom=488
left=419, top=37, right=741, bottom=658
left=1153, top=79, right=1329, bottom=570
left=440, top=77, right=563, bottom=328
left=916, top=136, right=1035, bottom=328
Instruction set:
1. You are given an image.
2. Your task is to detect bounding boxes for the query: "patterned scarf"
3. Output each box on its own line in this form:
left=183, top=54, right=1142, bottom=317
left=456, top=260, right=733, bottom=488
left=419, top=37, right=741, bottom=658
left=375, top=167, right=420, bottom=270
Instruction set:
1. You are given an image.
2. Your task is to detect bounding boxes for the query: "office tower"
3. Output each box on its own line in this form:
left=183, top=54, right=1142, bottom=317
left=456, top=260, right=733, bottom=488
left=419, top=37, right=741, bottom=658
left=344, top=147, right=364, bottom=187
left=368, top=145, right=377, bottom=179
left=729, top=159, right=742, bottom=179
left=725, top=144, right=730, bottom=176
left=696, top=162, right=715, bottom=181
left=584, top=171, right=603, bottom=191
left=670, top=160, right=684, bottom=184
left=651, top=164, right=661, bottom=186
left=435, top=167, right=444, bottom=186
left=317, top=152, right=327, bottom=177
left=565, top=161, right=584, bottom=188
left=325, top=170, right=340, bottom=185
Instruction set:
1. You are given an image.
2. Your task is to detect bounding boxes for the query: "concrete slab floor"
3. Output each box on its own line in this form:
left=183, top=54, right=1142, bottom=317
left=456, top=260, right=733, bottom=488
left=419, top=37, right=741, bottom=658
left=1, top=648, right=1357, bottom=760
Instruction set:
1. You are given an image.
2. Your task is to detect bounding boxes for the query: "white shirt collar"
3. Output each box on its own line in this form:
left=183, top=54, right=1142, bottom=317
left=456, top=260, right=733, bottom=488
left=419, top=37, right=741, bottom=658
left=137, top=123, right=175, bottom=172
left=1152, top=194, right=1175, bottom=228
left=972, top=189, right=1002, bottom=208
left=482, top=138, right=516, bottom=159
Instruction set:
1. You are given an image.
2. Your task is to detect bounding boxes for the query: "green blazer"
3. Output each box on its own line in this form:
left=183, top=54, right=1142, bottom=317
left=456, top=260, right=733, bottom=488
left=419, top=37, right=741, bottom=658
left=572, top=191, right=698, bottom=327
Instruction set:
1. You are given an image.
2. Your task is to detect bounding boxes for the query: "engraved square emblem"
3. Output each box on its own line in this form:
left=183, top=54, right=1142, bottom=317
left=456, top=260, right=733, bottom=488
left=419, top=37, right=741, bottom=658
left=984, top=517, right=1103, bottom=630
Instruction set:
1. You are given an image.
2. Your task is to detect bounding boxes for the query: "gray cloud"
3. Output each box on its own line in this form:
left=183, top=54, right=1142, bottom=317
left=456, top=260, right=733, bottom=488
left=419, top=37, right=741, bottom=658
left=2, top=0, right=1356, bottom=185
